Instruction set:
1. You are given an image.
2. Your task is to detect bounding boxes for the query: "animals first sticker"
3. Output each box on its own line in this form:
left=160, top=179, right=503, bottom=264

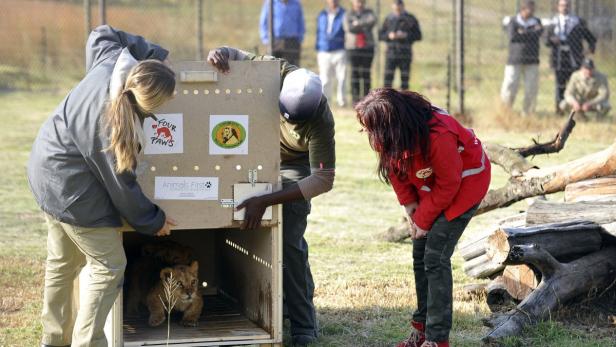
left=143, top=113, right=184, bottom=155
left=209, top=115, right=249, bottom=155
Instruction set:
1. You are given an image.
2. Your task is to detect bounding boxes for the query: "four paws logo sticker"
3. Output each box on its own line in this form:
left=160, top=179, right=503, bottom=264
left=212, top=121, right=247, bottom=149
left=143, top=114, right=184, bottom=155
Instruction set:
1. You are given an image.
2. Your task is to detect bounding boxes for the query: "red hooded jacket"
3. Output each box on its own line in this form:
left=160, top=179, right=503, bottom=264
left=389, top=109, right=491, bottom=231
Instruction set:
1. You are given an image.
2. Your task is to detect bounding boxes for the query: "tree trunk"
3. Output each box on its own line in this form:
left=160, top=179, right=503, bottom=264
left=486, top=221, right=604, bottom=266
left=483, top=245, right=616, bottom=343
left=477, top=142, right=616, bottom=215
left=565, top=176, right=616, bottom=202
left=526, top=200, right=616, bottom=239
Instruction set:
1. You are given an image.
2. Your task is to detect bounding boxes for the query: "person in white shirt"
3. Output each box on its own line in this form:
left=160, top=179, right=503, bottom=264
left=500, top=0, right=543, bottom=116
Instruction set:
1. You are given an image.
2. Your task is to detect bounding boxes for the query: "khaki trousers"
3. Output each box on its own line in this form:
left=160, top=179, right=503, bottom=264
left=500, top=64, right=540, bottom=116
left=41, top=214, right=126, bottom=347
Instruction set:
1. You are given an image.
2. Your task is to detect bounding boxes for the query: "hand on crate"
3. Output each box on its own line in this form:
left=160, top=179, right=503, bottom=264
left=155, top=217, right=177, bottom=237
left=207, top=47, right=230, bottom=73
left=236, top=197, right=267, bottom=230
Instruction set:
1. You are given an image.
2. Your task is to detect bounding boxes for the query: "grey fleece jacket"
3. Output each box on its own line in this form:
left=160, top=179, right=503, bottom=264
left=27, top=25, right=169, bottom=235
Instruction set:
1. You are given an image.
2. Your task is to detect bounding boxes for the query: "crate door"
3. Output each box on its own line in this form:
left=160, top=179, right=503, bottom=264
left=136, top=61, right=281, bottom=230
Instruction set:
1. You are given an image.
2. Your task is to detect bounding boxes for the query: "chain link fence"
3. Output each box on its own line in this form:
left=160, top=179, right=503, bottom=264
left=2, top=0, right=616, bottom=118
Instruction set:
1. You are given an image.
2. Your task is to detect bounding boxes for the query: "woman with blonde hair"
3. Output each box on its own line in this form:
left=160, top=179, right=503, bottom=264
left=28, top=25, right=176, bottom=347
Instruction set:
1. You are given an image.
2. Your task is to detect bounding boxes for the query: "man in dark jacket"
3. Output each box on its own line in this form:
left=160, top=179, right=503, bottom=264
left=546, top=0, right=597, bottom=114
left=500, top=0, right=543, bottom=116
left=379, top=0, right=422, bottom=90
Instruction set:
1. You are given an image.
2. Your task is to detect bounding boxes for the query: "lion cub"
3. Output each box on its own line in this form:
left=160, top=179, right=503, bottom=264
left=125, top=241, right=194, bottom=316
left=147, top=260, right=204, bottom=327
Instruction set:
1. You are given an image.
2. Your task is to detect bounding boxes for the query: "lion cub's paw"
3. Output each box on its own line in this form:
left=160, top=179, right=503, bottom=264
left=148, top=314, right=166, bottom=327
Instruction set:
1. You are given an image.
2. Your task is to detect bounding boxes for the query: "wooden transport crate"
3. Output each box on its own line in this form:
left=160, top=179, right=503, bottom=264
left=78, top=60, right=283, bottom=347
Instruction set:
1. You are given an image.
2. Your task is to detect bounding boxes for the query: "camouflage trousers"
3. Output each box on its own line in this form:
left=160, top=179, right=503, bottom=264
left=411, top=205, right=478, bottom=342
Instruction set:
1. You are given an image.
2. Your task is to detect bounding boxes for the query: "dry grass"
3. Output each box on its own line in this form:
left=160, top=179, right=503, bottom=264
left=2, top=1, right=616, bottom=345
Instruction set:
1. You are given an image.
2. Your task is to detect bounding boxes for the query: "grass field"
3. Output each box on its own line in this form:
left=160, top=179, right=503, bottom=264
left=2, top=0, right=616, bottom=345
left=0, top=89, right=615, bottom=346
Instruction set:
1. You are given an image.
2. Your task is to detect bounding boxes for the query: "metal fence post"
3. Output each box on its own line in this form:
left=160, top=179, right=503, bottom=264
left=197, top=0, right=204, bottom=60
left=456, top=0, right=465, bottom=114
left=84, top=0, right=91, bottom=38
left=99, top=0, right=106, bottom=25
left=375, top=0, right=381, bottom=85
left=269, top=0, right=275, bottom=55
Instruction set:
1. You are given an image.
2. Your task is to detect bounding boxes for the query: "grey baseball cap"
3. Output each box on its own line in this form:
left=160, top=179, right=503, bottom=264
left=279, top=68, right=323, bottom=122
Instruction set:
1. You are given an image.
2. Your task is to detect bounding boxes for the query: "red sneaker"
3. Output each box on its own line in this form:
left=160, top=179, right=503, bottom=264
left=396, top=321, right=426, bottom=347
left=420, top=340, right=449, bottom=347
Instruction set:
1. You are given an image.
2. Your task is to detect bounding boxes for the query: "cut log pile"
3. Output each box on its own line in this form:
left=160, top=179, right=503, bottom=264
left=458, top=175, right=616, bottom=342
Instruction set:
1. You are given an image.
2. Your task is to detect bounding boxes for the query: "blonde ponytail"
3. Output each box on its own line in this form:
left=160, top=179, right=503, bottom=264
left=105, top=60, right=175, bottom=173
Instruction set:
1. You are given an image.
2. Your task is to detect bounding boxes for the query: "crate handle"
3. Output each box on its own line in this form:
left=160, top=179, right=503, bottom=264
left=180, top=71, right=218, bottom=83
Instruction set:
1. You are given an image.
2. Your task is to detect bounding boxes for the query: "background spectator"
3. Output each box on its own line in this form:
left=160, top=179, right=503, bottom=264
left=316, top=0, right=347, bottom=107
left=560, top=58, right=611, bottom=118
left=546, top=0, right=597, bottom=114
left=500, top=0, right=543, bottom=117
left=379, top=0, right=422, bottom=90
left=344, top=0, right=377, bottom=104
left=260, top=0, right=305, bottom=66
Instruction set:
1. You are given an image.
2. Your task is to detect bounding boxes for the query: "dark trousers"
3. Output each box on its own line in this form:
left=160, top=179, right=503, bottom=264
left=555, top=68, right=574, bottom=111
left=273, top=38, right=301, bottom=67
left=384, top=54, right=411, bottom=90
left=411, top=205, right=478, bottom=342
left=348, top=48, right=374, bottom=103
left=281, top=165, right=317, bottom=338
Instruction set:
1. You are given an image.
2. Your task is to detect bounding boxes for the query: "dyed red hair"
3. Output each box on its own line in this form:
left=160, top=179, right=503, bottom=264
left=355, top=88, right=434, bottom=184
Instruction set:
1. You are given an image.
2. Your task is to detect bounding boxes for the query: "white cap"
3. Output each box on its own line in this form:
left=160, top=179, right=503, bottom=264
left=279, top=68, right=323, bottom=122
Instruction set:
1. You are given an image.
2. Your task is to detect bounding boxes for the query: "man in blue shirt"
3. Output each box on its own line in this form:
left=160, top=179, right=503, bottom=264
left=316, top=0, right=347, bottom=107
left=260, top=0, right=306, bottom=66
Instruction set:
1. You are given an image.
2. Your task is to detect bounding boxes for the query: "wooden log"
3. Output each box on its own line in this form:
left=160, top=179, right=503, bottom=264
left=463, top=253, right=491, bottom=273
left=565, top=176, right=616, bottom=202
left=526, top=200, right=616, bottom=240
left=486, top=276, right=516, bottom=312
left=477, top=141, right=616, bottom=215
left=486, top=221, right=604, bottom=266
left=458, top=236, right=488, bottom=261
left=501, top=264, right=539, bottom=301
left=482, top=245, right=616, bottom=343
left=483, top=143, right=536, bottom=177
left=527, top=200, right=616, bottom=225
left=465, top=254, right=505, bottom=279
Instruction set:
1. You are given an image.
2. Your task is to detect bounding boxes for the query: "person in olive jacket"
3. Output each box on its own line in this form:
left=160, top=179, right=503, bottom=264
left=344, top=0, right=377, bottom=103
left=379, top=0, right=422, bottom=90
left=28, top=25, right=176, bottom=347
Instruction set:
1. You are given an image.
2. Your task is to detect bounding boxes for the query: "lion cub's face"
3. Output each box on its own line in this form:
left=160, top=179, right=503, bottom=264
left=160, top=261, right=199, bottom=302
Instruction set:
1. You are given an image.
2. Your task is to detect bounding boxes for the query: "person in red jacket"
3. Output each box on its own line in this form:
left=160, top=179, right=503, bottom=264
left=355, top=88, right=491, bottom=347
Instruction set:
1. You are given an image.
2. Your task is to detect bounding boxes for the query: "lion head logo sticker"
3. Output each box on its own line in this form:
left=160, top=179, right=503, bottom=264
left=212, top=121, right=247, bottom=149
left=416, top=168, right=433, bottom=179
